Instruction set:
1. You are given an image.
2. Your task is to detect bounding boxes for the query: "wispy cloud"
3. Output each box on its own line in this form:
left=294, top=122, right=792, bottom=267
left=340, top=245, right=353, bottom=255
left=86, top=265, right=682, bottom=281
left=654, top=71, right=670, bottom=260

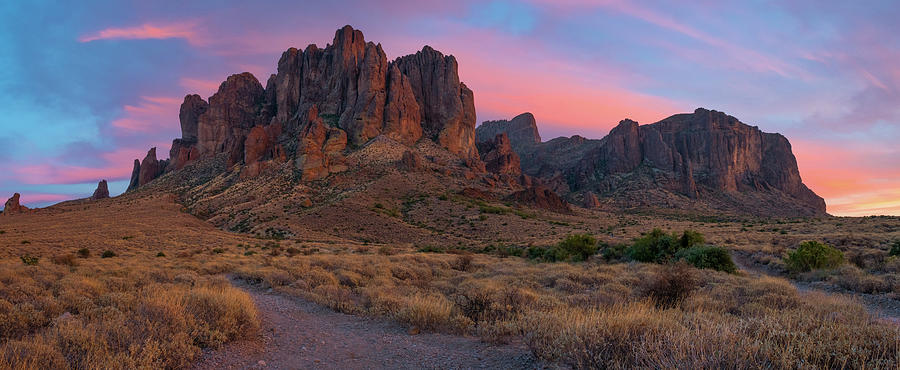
left=111, top=96, right=182, bottom=133
left=79, top=21, right=205, bottom=45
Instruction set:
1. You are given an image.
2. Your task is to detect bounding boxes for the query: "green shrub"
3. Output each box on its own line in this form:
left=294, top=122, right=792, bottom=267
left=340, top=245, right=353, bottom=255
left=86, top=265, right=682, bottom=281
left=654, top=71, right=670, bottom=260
left=627, top=229, right=677, bottom=262
left=101, top=250, right=117, bottom=258
left=675, top=246, right=736, bottom=273
left=156, top=252, right=166, bottom=257
left=678, top=230, right=705, bottom=249
left=77, top=248, right=91, bottom=258
left=627, top=229, right=706, bottom=263
left=527, top=235, right=600, bottom=262
left=20, top=255, right=39, bottom=265
left=889, top=241, right=900, bottom=257
left=784, top=241, right=844, bottom=272
left=244, top=251, right=256, bottom=256
left=601, top=243, right=628, bottom=261
left=556, top=234, right=598, bottom=262
left=479, top=204, right=508, bottom=214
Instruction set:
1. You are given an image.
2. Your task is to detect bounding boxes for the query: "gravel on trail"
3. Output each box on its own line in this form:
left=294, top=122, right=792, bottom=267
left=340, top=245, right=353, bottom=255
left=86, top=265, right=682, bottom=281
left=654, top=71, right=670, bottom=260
left=193, top=280, right=550, bottom=370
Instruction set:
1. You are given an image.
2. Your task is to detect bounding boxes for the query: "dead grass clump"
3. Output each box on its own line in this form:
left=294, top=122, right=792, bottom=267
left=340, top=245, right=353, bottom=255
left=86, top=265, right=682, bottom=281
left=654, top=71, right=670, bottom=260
left=184, top=285, right=259, bottom=348
left=450, top=254, right=474, bottom=271
left=51, top=254, right=78, bottom=267
left=394, top=293, right=471, bottom=333
left=640, top=263, right=698, bottom=308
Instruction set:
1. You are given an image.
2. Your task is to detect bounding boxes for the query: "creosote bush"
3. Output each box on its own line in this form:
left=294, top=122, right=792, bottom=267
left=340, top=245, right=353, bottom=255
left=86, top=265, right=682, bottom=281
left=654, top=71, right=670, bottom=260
left=784, top=241, right=844, bottom=273
left=76, top=248, right=90, bottom=258
left=19, top=255, right=38, bottom=266
left=889, top=240, right=900, bottom=257
left=101, top=250, right=116, bottom=258
left=674, top=246, right=736, bottom=273
left=627, top=229, right=707, bottom=263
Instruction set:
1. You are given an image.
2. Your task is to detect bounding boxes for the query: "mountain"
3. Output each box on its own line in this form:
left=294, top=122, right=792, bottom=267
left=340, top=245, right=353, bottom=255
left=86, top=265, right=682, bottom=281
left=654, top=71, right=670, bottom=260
left=125, top=25, right=824, bottom=219
left=476, top=108, right=826, bottom=217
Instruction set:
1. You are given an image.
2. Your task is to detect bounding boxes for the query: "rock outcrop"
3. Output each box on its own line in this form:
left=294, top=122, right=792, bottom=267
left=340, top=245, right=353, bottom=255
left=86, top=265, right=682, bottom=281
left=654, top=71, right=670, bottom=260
left=395, top=46, right=477, bottom=158
left=506, top=186, right=571, bottom=214
left=485, top=109, right=827, bottom=216
left=91, top=180, right=109, bottom=200
left=127, top=159, right=141, bottom=191
left=476, top=133, right=521, bottom=176
left=138, top=148, right=161, bottom=187
left=2, top=193, right=28, bottom=214
left=583, top=191, right=600, bottom=209
left=398, top=150, right=425, bottom=171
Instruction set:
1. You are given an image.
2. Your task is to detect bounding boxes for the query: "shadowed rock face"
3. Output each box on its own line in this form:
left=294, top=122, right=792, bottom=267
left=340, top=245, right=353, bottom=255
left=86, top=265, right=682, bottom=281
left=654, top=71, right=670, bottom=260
left=482, top=109, right=827, bottom=216
left=477, top=133, right=522, bottom=176
left=2, top=193, right=28, bottom=214
left=476, top=113, right=541, bottom=151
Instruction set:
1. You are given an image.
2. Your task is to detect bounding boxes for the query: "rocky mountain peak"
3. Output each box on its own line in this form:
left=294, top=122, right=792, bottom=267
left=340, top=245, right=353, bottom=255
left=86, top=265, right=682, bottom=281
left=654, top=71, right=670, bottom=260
left=476, top=112, right=541, bottom=151
left=480, top=110, right=826, bottom=216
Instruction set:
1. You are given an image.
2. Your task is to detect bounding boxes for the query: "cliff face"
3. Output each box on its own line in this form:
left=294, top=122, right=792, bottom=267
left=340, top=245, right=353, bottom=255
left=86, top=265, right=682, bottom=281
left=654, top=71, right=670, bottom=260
left=131, top=25, right=478, bottom=188
left=481, top=109, right=826, bottom=216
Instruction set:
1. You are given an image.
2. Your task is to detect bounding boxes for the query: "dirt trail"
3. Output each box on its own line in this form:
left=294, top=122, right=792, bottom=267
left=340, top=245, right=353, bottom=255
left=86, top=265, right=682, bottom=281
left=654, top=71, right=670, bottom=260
left=732, top=253, right=900, bottom=326
left=193, top=280, right=545, bottom=370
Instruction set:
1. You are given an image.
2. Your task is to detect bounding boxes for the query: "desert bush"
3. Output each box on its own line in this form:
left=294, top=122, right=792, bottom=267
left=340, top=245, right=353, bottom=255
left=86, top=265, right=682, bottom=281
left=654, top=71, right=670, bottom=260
left=450, top=254, right=474, bottom=271
left=50, top=254, right=78, bottom=267
left=600, top=243, right=628, bottom=261
left=627, top=229, right=677, bottom=262
left=641, top=263, right=698, bottom=308
left=784, top=241, right=844, bottom=272
left=889, top=240, right=900, bottom=257
left=19, top=255, right=39, bottom=266
left=101, top=250, right=116, bottom=258
left=156, top=252, right=166, bottom=257
left=555, top=234, right=599, bottom=262
left=678, top=230, right=705, bottom=249
left=674, top=246, right=736, bottom=273
left=76, top=248, right=90, bottom=258
left=526, top=235, right=599, bottom=262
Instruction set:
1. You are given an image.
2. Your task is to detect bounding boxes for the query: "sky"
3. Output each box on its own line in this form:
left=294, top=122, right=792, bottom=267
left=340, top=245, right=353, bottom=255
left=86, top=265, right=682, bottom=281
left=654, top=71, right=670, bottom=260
left=0, top=0, right=898, bottom=217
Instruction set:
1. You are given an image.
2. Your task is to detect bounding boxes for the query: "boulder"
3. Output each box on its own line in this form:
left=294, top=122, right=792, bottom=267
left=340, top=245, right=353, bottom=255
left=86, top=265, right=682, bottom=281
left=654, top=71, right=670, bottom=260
left=91, top=180, right=110, bottom=200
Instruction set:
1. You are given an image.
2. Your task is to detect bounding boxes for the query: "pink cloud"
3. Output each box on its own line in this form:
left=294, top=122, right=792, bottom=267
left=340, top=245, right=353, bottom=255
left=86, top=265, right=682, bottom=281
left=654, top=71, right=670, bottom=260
left=112, top=95, right=181, bottom=134
left=11, top=144, right=169, bottom=185
left=180, top=78, right=221, bottom=98
left=79, top=21, right=205, bottom=45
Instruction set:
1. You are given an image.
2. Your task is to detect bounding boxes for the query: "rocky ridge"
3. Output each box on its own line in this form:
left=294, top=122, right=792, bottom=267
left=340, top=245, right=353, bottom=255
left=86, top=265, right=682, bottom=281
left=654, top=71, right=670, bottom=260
left=477, top=109, right=826, bottom=216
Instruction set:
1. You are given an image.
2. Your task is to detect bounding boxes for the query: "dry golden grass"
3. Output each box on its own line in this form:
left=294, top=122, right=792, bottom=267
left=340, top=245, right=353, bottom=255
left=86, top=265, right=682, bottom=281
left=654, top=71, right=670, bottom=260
left=0, top=258, right=258, bottom=369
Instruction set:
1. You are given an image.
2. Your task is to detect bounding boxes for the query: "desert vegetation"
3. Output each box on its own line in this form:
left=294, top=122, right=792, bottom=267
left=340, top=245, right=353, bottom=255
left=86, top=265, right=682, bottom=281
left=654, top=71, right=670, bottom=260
left=1, top=195, right=898, bottom=368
